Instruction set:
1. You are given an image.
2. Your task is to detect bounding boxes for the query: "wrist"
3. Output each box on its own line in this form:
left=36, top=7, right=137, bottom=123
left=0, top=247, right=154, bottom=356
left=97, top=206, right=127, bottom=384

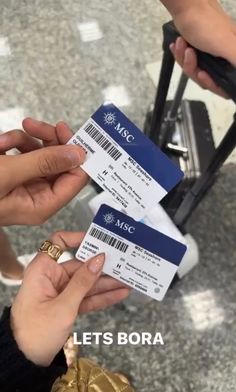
left=0, top=308, right=67, bottom=390
left=10, top=308, right=51, bottom=367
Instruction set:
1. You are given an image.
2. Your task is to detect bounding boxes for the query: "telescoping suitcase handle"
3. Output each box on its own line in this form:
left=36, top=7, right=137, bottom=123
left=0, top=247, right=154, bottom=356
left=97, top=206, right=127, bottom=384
left=163, top=21, right=236, bottom=103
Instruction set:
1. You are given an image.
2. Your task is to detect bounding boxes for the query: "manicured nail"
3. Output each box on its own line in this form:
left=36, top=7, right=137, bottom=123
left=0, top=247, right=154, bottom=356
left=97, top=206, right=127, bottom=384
left=66, top=147, right=86, bottom=168
left=87, top=253, right=105, bottom=274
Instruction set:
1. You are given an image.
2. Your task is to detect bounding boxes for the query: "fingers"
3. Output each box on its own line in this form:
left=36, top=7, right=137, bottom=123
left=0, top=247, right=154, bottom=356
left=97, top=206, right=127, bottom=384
left=49, top=231, right=85, bottom=250
left=22, top=118, right=73, bottom=146
left=22, top=118, right=89, bottom=210
left=50, top=168, right=89, bottom=211
left=171, top=37, right=188, bottom=66
left=22, top=118, right=58, bottom=146
left=197, top=70, right=229, bottom=98
left=181, top=47, right=198, bottom=80
left=62, top=261, right=128, bottom=295
left=79, top=288, right=131, bottom=314
left=170, top=40, right=199, bottom=84
left=56, top=122, right=74, bottom=145
left=0, top=144, right=86, bottom=196
left=56, top=253, right=105, bottom=315
left=0, top=130, right=41, bottom=154
left=170, top=38, right=229, bottom=98
left=182, top=48, right=228, bottom=97
left=87, top=276, right=128, bottom=297
left=33, top=232, right=85, bottom=267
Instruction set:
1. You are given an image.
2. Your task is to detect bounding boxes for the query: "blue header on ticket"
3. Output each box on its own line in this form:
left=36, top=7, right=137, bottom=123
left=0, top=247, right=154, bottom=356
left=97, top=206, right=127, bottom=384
left=91, top=103, right=183, bottom=192
left=94, top=204, right=187, bottom=266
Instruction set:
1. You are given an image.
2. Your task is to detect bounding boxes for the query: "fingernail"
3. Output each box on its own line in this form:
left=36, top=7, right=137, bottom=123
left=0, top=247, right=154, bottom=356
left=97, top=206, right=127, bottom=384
left=176, top=37, right=183, bottom=50
left=66, top=148, right=86, bottom=168
left=169, top=43, right=175, bottom=52
left=184, top=48, right=191, bottom=63
left=87, top=253, right=105, bottom=274
left=27, top=118, right=41, bottom=124
left=57, top=121, right=68, bottom=128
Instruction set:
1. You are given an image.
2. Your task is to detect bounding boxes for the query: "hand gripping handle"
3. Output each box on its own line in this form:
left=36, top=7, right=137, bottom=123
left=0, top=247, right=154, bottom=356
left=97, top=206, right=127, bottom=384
left=163, top=21, right=236, bottom=103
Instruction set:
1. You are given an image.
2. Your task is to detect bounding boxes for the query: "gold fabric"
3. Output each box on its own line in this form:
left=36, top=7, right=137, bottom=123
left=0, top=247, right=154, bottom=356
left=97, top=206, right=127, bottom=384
left=51, top=357, right=135, bottom=392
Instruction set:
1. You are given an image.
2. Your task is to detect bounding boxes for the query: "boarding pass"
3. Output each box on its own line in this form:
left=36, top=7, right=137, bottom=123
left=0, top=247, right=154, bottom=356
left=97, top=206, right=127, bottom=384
left=76, top=204, right=187, bottom=301
left=68, top=103, right=183, bottom=220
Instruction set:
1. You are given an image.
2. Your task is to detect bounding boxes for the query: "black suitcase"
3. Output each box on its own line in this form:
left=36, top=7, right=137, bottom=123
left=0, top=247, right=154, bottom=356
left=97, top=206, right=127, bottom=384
left=145, top=21, right=236, bottom=229
left=144, top=99, right=215, bottom=217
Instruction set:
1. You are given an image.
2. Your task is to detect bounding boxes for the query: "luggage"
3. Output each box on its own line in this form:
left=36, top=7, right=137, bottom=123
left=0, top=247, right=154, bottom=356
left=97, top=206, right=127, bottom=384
left=144, top=21, right=236, bottom=229
left=144, top=99, right=215, bottom=217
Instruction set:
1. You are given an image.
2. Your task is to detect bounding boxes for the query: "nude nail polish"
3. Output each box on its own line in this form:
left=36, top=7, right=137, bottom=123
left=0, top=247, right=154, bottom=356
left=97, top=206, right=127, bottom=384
left=87, top=253, right=105, bottom=274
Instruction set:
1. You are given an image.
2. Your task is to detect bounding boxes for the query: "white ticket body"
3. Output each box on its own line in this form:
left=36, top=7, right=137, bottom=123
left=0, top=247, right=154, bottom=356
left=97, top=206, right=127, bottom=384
left=76, top=204, right=187, bottom=301
left=69, top=103, right=183, bottom=220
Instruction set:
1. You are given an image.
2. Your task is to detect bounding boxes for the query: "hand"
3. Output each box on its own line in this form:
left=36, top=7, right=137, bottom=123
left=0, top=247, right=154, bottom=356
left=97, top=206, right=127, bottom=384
left=11, top=231, right=130, bottom=366
left=169, top=37, right=229, bottom=98
left=0, top=119, right=89, bottom=225
left=169, top=1, right=236, bottom=97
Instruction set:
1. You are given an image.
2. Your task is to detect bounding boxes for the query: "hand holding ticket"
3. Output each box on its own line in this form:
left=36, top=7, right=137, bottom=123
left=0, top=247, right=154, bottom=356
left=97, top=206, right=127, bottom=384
left=68, top=103, right=183, bottom=220
left=76, top=204, right=187, bottom=301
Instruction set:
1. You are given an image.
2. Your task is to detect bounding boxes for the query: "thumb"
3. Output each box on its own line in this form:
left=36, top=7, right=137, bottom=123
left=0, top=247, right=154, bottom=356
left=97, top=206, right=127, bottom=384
left=56, top=253, right=105, bottom=315
left=2, top=145, right=85, bottom=192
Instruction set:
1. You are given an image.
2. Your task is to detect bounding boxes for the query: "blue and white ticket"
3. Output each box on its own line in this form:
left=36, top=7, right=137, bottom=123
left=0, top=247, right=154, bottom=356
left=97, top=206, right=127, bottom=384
left=69, top=103, right=183, bottom=220
left=76, top=204, right=187, bottom=301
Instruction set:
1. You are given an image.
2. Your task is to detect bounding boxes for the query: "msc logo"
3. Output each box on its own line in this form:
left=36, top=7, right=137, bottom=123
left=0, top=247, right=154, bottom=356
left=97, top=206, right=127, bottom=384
left=103, top=212, right=115, bottom=225
left=104, top=112, right=116, bottom=126
left=103, top=111, right=135, bottom=143
left=115, top=219, right=135, bottom=234
left=114, top=123, right=134, bottom=143
left=103, top=213, right=135, bottom=234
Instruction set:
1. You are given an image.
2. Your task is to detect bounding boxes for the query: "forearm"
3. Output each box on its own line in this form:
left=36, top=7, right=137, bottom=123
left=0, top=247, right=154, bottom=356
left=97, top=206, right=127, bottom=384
left=0, top=308, right=67, bottom=392
left=160, top=0, right=219, bottom=17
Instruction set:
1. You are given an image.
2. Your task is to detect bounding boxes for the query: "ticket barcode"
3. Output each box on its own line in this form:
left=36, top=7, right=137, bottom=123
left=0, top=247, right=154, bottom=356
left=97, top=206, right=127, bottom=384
left=89, top=227, right=128, bottom=253
left=84, top=122, right=122, bottom=161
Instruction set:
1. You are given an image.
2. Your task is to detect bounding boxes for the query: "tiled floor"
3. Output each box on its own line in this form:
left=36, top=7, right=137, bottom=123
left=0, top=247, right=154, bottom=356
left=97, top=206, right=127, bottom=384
left=1, top=1, right=236, bottom=391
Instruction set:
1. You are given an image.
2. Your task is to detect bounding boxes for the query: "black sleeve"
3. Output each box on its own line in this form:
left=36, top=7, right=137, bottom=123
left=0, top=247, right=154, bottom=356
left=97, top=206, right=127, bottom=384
left=0, top=307, right=67, bottom=392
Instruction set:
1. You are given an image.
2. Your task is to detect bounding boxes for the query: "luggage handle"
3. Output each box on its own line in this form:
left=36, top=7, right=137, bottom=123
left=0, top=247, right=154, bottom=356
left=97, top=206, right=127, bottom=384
left=163, top=21, right=236, bottom=103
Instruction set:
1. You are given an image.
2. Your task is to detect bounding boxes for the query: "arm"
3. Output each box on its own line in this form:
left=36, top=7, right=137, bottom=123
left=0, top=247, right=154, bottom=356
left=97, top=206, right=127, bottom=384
left=0, top=308, right=67, bottom=392
left=161, top=0, right=236, bottom=61
left=160, top=0, right=208, bottom=16
left=160, top=0, right=236, bottom=97
left=0, top=231, right=129, bottom=391
left=11, top=231, right=129, bottom=366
